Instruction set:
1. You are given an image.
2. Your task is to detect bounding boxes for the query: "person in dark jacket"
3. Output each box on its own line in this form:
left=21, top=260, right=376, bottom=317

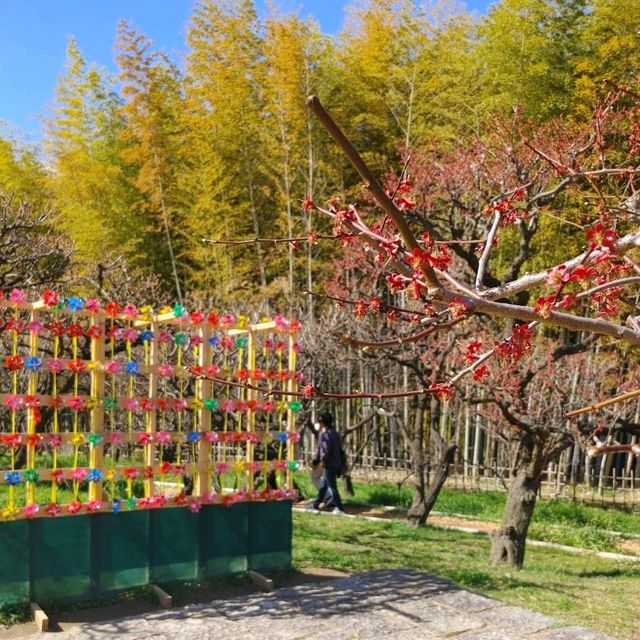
left=306, top=412, right=345, bottom=514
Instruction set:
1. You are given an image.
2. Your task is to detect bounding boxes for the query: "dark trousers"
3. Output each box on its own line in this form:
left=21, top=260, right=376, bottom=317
left=313, top=467, right=344, bottom=510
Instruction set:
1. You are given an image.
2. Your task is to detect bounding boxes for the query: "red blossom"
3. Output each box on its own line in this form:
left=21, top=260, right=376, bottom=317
left=429, top=383, right=455, bottom=401
left=495, top=324, right=533, bottom=363
left=586, top=222, right=617, bottom=251
left=534, top=295, right=556, bottom=319
left=464, top=341, right=483, bottom=363
left=301, top=384, right=316, bottom=399
left=368, top=297, right=382, bottom=313
left=472, top=365, right=489, bottom=382
left=353, top=300, right=369, bottom=318
left=448, top=297, right=468, bottom=320
left=302, top=196, right=315, bottom=212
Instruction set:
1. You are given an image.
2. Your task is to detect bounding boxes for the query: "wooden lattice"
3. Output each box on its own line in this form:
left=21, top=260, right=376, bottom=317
left=0, top=291, right=301, bottom=520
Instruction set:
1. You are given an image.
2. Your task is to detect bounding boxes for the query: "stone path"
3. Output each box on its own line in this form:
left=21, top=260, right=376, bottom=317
left=11, top=568, right=616, bottom=640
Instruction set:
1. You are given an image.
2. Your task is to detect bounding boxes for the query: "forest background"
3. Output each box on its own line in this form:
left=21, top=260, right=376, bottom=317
left=2, top=0, right=637, bottom=307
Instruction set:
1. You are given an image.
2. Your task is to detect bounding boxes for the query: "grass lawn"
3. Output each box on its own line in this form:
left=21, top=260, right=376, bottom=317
left=295, top=473, right=640, bottom=552
left=293, top=510, right=640, bottom=640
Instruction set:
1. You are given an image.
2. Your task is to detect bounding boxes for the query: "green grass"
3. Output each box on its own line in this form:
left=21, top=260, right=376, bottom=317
left=293, top=511, right=640, bottom=640
left=296, top=472, right=640, bottom=552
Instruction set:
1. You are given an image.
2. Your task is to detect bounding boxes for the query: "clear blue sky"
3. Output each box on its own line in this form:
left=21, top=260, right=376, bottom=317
left=0, top=0, right=491, bottom=141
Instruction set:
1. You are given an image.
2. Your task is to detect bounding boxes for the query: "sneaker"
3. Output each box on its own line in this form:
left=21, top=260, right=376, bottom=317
left=305, top=502, right=319, bottom=510
left=331, top=507, right=345, bottom=515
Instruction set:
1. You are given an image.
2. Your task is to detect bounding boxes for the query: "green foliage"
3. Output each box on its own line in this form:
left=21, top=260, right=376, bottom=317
left=477, top=0, right=589, bottom=120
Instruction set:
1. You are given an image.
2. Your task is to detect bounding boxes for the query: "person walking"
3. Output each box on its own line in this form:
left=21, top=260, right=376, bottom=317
left=306, top=411, right=345, bottom=514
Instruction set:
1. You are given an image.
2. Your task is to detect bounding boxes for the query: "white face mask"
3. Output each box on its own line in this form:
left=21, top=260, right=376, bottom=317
left=314, top=422, right=321, bottom=430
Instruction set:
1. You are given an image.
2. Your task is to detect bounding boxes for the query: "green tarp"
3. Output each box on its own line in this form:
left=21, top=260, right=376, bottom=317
left=0, top=500, right=292, bottom=606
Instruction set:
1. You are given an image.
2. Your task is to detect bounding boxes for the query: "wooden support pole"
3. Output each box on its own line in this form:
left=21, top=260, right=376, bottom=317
left=248, top=570, right=274, bottom=592
left=89, top=313, right=106, bottom=503
left=30, top=602, right=49, bottom=632
left=146, top=322, right=159, bottom=497
left=151, top=584, right=173, bottom=608
left=196, top=321, right=211, bottom=496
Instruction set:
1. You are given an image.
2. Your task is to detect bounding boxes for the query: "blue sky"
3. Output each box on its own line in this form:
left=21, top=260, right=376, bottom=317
left=0, top=1, right=491, bottom=140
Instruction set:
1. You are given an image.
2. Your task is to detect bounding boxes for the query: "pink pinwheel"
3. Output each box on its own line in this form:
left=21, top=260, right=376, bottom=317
left=220, top=400, right=235, bottom=412
left=220, top=314, right=235, bottom=328
left=274, top=315, right=289, bottom=331
left=123, top=303, right=138, bottom=319
left=8, top=288, right=27, bottom=304
left=157, top=363, right=174, bottom=378
left=156, top=431, right=172, bottom=445
left=85, top=500, right=101, bottom=513
left=288, top=432, right=301, bottom=443
left=28, top=320, right=44, bottom=335
left=46, top=359, right=65, bottom=374
left=22, top=504, right=39, bottom=519
left=122, top=328, right=139, bottom=343
left=188, top=499, right=202, bottom=513
left=204, top=431, right=219, bottom=443
left=150, top=495, right=167, bottom=508
left=172, top=398, right=188, bottom=412
left=121, top=397, right=140, bottom=412
left=85, top=299, right=101, bottom=314
left=215, top=462, right=230, bottom=474
left=104, top=360, right=123, bottom=375
left=67, top=396, right=86, bottom=412
left=70, top=468, right=88, bottom=482
left=2, top=394, right=23, bottom=411
left=47, top=433, right=63, bottom=449
left=107, top=432, right=123, bottom=445
left=156, top=331, right=172, bottom=345
left=205, top=365, right=220, bottom=376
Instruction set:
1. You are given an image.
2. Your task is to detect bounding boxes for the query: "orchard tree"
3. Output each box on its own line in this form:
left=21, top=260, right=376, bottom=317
left=297, top=80, right=640, bottom=566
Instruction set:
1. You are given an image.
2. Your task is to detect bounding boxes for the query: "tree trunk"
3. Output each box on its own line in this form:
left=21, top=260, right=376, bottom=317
left=490, top=437, right=544, bottom=568
left=408, top=440, right=457, bottom=527
left=407, top=397, right=457, bottom=527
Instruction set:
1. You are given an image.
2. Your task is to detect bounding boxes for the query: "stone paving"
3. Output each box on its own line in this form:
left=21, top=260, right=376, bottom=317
left=15, top=569, right=617, bottom=640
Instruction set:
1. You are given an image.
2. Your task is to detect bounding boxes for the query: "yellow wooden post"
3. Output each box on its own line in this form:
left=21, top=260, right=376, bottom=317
left=196, top=321, right=211, bottom=497
left=286, top=333, right=297, bottom=490
left=89, top=312, right=106, bottom=503
left=26, top=306, right=38, bottom=505
left=247, top=330, right=256, bottom=493
left=146, top=321, right=159, bottom=497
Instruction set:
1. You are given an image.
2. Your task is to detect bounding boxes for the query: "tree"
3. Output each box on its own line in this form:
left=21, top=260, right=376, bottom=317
left=115, top=20, right=188, bottom=299
left=45, top=38, right=136, bottom=272
left=476, top=0, right=588, bottom=120
left=299, top=77, right=640, bottom=566
left=0, top=135, right=49, bottom=206
left=184, top=0, right=270, bottom=300
left=574, top=0, right=640, bottom=114
left=262, top=11, right=332, bottom=309
left=0, top=192, right=71, bottom=290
